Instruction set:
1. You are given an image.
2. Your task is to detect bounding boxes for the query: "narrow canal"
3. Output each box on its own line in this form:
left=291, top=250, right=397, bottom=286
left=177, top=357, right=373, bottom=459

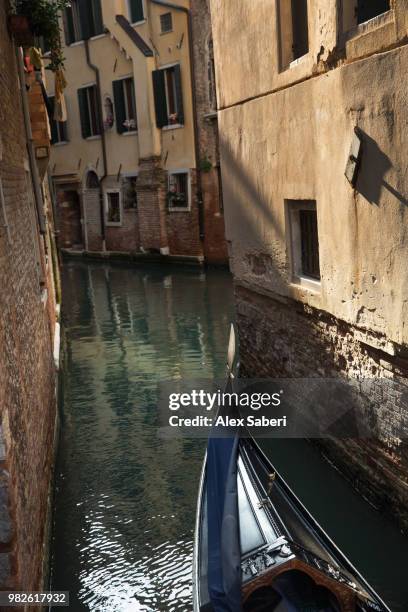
left=51, top=260, right=408, bottom=611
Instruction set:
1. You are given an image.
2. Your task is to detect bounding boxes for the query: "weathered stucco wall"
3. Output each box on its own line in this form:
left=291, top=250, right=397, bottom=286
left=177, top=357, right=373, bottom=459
left=210, top=0, right=408, bottom=528
left=219, top=43, right=408, bottom=347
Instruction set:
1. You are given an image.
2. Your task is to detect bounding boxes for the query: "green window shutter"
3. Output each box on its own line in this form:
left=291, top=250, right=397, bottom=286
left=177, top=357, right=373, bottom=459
left=78, top=88, right=91, bottom=138
left=113, top=80, right=126, bottom=134
left=152, top=70, right=167, bottom=128
left=129, top=0, right=144, bottom=23
left=91, top=0, right=104, bottom=35
left=78, top=0, right=91, bottom=39
left=174, top=64, right=184, bottom=125
left=63, top=8, right=75, bottom=45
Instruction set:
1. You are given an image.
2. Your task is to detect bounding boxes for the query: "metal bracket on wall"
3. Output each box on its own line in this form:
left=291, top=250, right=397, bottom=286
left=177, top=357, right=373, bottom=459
left=345, top=127, right=363, bottom=187
left=0, top=179, right=12, bottom=244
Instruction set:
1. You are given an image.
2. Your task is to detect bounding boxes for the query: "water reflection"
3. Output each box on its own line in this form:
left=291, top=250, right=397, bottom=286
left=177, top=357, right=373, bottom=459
left=51, top=262, right=234, bottom=611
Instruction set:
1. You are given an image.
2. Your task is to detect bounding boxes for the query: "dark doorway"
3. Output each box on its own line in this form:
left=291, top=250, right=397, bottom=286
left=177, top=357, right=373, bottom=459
left=57, top=190, right=83, bottom=249
left=357, top=0, right=390, bottom=24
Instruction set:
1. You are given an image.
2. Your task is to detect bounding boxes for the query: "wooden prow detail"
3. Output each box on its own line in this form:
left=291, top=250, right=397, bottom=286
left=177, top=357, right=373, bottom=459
left=242, top=558, right=358, bottom=612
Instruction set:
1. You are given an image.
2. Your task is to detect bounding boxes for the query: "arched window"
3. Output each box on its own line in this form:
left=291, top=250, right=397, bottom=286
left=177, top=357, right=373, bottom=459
left=86, top=170, right=100, bottom=189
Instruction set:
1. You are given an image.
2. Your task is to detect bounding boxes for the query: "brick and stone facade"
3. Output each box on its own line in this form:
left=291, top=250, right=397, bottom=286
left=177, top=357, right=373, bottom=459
left=0, top=0, right=59, bottom=598
left=191, top=0, right=228, bottom=264
left=50, top=0, right=228, bottom=265
left=210, top=0, right=408, bottom=529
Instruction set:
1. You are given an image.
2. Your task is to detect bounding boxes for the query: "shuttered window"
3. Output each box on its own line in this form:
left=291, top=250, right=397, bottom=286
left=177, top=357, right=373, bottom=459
left=128, top=0, right=145, bottom=23
left=78, top=86, right=101, bottom=138
left=113, top=78, right=137, bottom=134
left=49, top=96, right=68, bottom=144
left=63, top=0, right=103, bottom=44
left=152, top=65, right=184, bottom=128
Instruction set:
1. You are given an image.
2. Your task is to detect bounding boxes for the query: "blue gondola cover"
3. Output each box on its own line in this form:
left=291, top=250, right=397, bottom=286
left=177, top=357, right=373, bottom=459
left=206, top=428, right=242, bottom=612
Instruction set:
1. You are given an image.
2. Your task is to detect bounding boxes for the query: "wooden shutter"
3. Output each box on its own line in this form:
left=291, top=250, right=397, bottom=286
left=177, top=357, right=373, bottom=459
left=78, top=88, right=91, bottom=138
left=174, top=64, right=184, bottom=125
left=78, top=0, right=91, bottom=39
left=152, top=70, right=167, bottom=128
left=129, top=0, right=144, bottom=23
left=91, top=0, right=104, bottom=35
left=63, top=8, right=75, bottom=45
left=113, top=80, right=126, bottom=134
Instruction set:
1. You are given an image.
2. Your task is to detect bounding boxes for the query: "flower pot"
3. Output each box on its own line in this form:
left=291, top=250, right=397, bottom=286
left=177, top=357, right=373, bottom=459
left=8, top=14, right=34, bottom=46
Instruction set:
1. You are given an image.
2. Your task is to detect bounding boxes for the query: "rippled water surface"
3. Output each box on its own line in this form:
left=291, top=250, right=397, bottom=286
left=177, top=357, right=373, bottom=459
left=51, top=261, right=234, bottom=611
left=52, top=261, right=408, bottom=612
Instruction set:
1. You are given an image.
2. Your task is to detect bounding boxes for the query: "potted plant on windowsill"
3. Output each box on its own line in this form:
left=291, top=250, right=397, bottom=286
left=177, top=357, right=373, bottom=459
left=167, top=191, right=186, bottom=208
left=9, top=0, right=70, bottom=71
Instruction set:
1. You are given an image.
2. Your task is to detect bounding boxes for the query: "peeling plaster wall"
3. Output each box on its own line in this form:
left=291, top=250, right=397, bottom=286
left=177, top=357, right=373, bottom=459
left=219, top=43, right=408, bottom=347
left=210, top=0, right=408, bottom=528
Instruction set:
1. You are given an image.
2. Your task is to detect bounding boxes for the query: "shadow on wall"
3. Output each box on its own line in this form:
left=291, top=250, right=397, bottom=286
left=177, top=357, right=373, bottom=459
left=219, top=133, right=289, bottom=290
left=355, top=130, right=408, bottom=207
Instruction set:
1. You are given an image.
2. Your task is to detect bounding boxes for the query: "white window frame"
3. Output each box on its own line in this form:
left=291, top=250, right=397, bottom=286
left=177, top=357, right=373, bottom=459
left=167, top=169, right=191, bottom=212
left=105, top=189, right=122, bottom=226
left=285, top=200, right=321, bottom=292
left=127, top=0, right=146, bottom=25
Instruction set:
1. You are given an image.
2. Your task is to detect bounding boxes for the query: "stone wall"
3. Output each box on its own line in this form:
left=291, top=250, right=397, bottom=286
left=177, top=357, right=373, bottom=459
left=236, top=284, right=408, bottom=531
left=191, top=0, right=228, bottom=264
left=0, top=0, right=58, bottom=598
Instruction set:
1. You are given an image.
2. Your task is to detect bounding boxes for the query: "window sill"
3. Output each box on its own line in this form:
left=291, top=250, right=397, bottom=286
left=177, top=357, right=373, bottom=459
left=131, top=19, right=146, bottom=26
left=85, top=135, right=102, bottom=141
left=162, top=124, right=184, bottom=131
left=288, top=53, right=309, bottom=70
left=120, top=130, right=138, bottom=137
left=68, top=40, right=84, bottom=47
left=168, top=206, right=191, bottom=212
left=343, top=9, right=393, bottom=39
left=52, top=141, right=69, bottom=147
left=290, top=276, right=321, bottom=293
left=105, top=222, right=122, bottom=227
left=90, top=33, right=107, bottom=41
left=160, top=30, right=173, bottom=35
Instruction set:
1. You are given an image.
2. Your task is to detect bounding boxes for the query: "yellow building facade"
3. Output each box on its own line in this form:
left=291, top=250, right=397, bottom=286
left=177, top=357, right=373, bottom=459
left=48, top=0, right=227, bottom=263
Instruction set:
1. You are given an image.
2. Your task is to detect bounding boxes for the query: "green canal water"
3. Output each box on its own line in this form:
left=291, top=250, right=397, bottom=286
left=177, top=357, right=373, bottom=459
left=51, top=261, right=408, bottom=611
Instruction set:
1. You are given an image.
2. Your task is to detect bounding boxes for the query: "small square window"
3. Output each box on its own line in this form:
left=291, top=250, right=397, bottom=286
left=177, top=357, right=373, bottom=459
left=168, top=172, right=189, bottom=209
left=160, top=12, right=173, bottom=33
left=287, top=200, right=320, bottom=288
left=106, top=192, right=121, bottom=224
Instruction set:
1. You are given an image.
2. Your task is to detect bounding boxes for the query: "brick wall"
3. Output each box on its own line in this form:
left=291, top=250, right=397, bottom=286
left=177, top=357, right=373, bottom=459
left=191, top=0, right=228, bottom=264
left=106, top=209, right=140, bottom=252
left=137, top=155, right=168, bottom=252
left=236, top=284, right=408, bottom=531
left=166, top=169, right=203, bottom=256
left=0, top=1, right=57, bottom=599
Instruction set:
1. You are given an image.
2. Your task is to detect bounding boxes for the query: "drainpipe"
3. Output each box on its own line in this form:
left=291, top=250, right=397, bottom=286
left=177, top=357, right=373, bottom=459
left=16, top=46, right=47, bottom=235
left=151, top=0, right=205, bottom=241
left=84, top=39, right=107, bottom=251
